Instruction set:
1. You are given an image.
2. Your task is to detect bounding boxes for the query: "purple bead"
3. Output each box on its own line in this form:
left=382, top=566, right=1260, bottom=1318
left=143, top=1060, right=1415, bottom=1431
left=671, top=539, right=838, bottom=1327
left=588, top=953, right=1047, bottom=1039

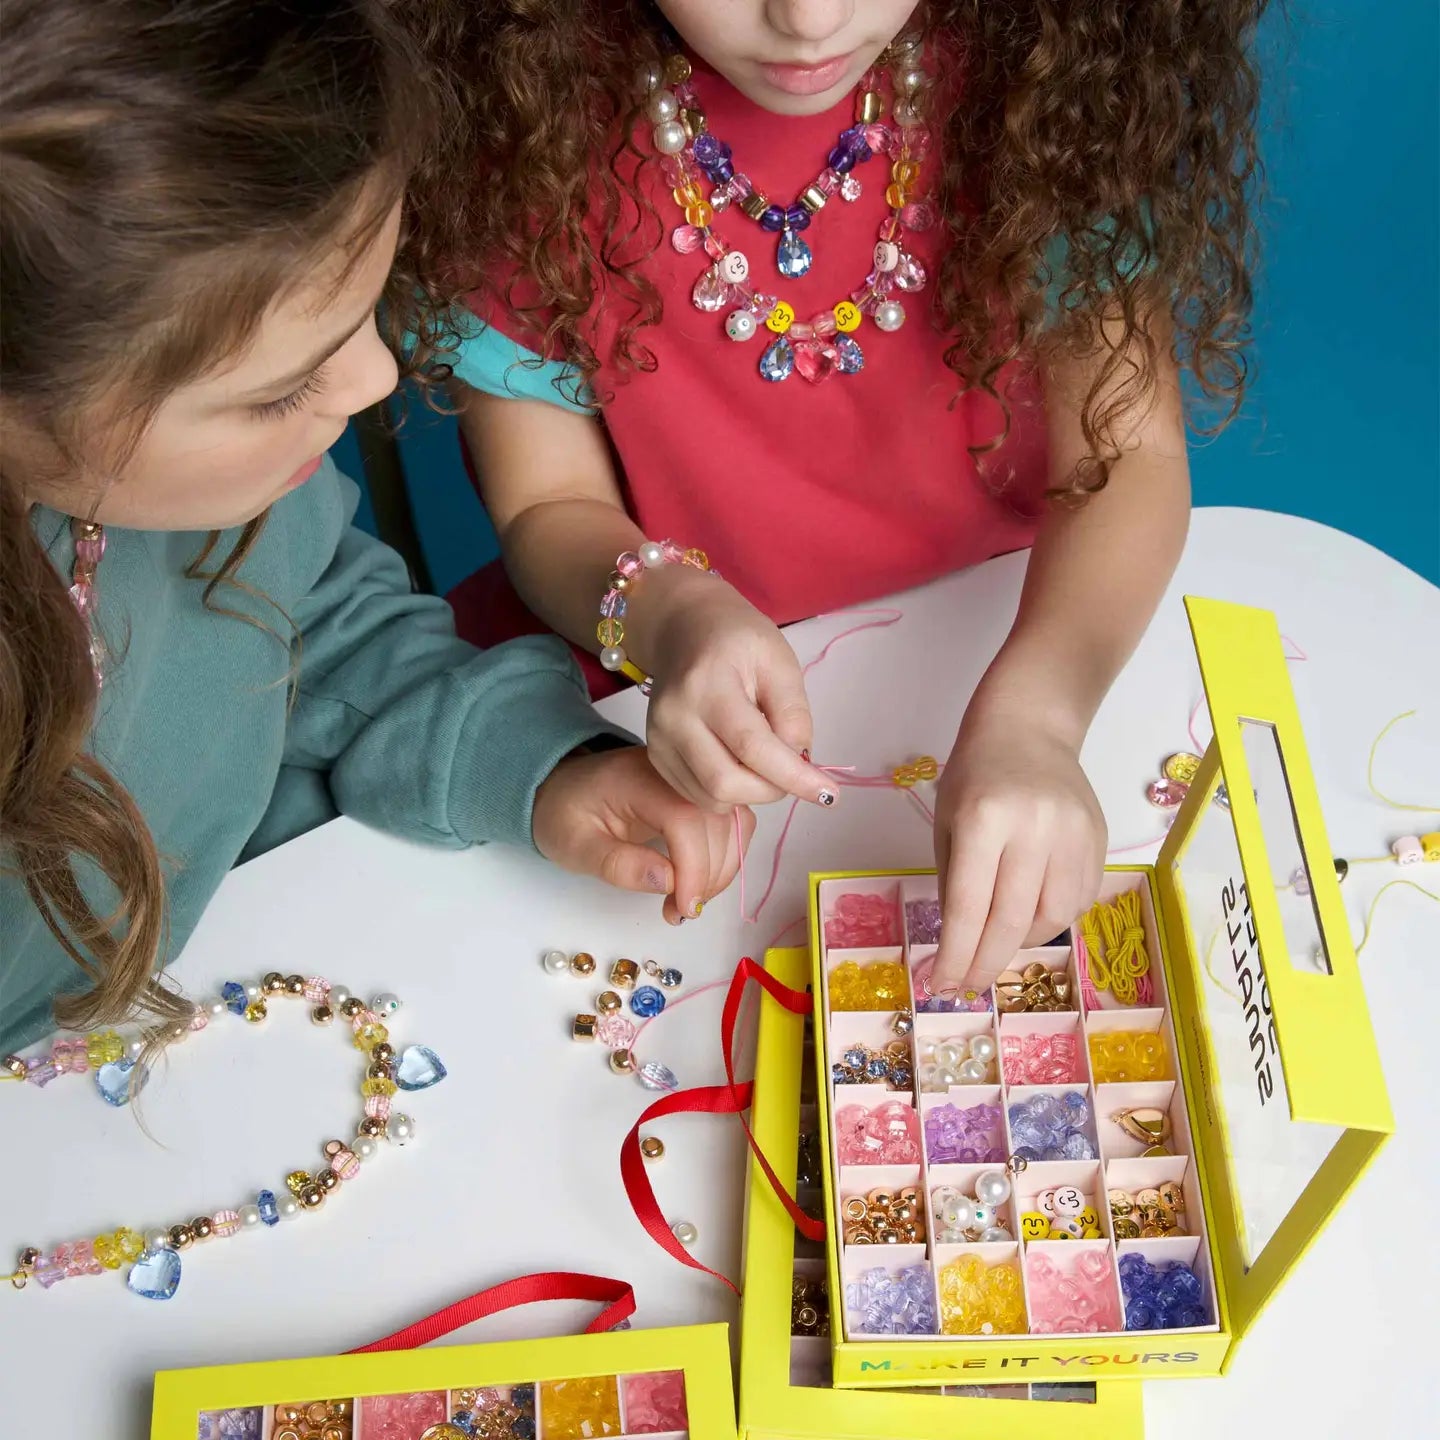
left=785, top=204, right=811, bottom=231
left=759, top=205, right=787, bottom=232
left=692, top=133, right=725, bottom=167
left=839, top=126, right=873, bottom=163
left=905, top=898, right=943, bottom=944
left=32, top=1252, right=66, bottom=1289
left=599, top=590, right=627, bottom=619
left=710, top=159, right=734, bottom=183
left=25, top=1057, right=57, bottom=1087
left=827, top=146, right=857, bottom=174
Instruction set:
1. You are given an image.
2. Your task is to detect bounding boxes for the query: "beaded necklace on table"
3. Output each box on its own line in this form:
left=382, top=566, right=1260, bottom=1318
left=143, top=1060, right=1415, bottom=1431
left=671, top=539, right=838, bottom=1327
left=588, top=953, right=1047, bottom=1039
left=2, top=973, right=447, bottom=1300
left=642, top=43, right=935, bottom=384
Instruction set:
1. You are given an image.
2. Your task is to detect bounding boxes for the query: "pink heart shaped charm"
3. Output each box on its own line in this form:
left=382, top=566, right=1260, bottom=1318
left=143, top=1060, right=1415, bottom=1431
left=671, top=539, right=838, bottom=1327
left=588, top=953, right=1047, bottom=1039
left=793, top=342, right=837, bottom=384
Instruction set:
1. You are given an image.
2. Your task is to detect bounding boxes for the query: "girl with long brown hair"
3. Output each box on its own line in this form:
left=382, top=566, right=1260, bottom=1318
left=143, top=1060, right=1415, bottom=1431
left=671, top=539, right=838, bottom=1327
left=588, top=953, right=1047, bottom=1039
left=397, top=0, right=1266, bottom=997
left=0, top=0, right=747, bottom=1055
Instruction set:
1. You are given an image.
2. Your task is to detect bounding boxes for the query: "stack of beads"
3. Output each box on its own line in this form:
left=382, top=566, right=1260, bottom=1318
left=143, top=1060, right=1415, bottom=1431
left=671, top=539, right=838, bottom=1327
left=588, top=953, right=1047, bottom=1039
left=994, top=961, right=1073, bottom=1014
left=918, top=1032, right=997, bottom=1090
left=1020, top=1184, right=1102, bottom=1242
left=199, top=1411, right=263, bottom=1440
left=1118, top=1253, right=1209, bottom=1330
left=360, top=1392, right=446, bottom=1440
left=846, top=1263, right=939, bottom=1335
left=831, top=1040, right=913, bottom=1090
left=270, top=1400, right=353, bottom=1440
left=828, top=958, right=909, bottom=1011
left=791, top=1273, right=831, bottom=1336
left=842, top=1185, right=926, bottom=1245
left=824, top=891, right=902, bottom=948
left=931, top=1169, right=1014, bottom=1243
left=1027, top=1248, right=1123, bottom=1334
left=622, top=1372, right=688, bottom=1434
left=910, top=953, right=992, bottom=1013
left=1008, top=1092, right=1099, bottom=1162
left=1110, top=1181, right=1187, bottom=1239
left=835, top=1100, right=922, bottom=1164
left=924, top=1101, right=1006, bottom=1164
left=1000, top=1030, right=1085, bottom=1086
left=537, top=1376, right=621, bottom=1440
left=905, top=896, right=942, bottom=944
left=452, top=1384, right=537, bottom=1440
left=1088, top=1029, right=1170, bottom=1083
left=938, top=1254, right=1026, bottom=1336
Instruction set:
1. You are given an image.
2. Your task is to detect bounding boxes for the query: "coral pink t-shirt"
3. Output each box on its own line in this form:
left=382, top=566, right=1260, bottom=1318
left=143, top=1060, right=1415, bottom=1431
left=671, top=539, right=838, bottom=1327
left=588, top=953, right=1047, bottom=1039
left=449, top=61, right=1047, bottom=682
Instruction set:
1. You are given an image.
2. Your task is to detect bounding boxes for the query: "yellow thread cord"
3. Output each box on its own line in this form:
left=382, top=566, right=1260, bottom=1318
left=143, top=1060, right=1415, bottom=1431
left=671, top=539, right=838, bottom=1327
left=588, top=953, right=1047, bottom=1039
left=1354, top=879, right=1440, bottom=955
left=1083, top=893, right=1150, bottom=1005
left=1367, top=710, right=1440, bottom=814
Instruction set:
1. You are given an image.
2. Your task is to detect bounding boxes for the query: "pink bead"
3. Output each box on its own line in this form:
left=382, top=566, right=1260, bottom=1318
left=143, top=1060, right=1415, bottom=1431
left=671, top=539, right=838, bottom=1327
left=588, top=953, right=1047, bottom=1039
left=68, top=582, right=94, bottom=615
left=789, top=322, right=814, bottom=341
left=331, top=1149, right=361, bottom=1181
left=901, top=200, right=936, bottom=231
left=660, top=539, right=685, bottom=563
left=350, top=1008, right=379, bottom=1032
left=189, top=1009, right=209, bottom=1031
left=671, top=224, right=704, bottom=254
left=813, top=312, right=838, bottom=337
left=360, top=1392, right=448, bottom=1435
left=75, top=535, right=105, bottom=565
left=624, top=1370, right=688, bottom=1433
left=616, top=552, right=644, bottom=579
left=906, top=127, right=933, bottom=159
left=863, top=123, right=892, bottom=154
left=1146, top=777, right=1188, bottom=809
left=596, top=1015, right=637, bottom=1049
left=211, top=1210, right=241, bottom=1237
left=894, top=254, right=927, bottom=292
left=364, top=1093, right=392, bottom=1120
left=817, top=167, right=842, bottom=195
left=728, top=173, right=753, bottom=199
left=702, top=232, right=728, bottom=260
left=748, top=292, right=777, bottom=317
left=660, top=156, right=686, bottom=187
left=303, top=976, right=331, bottom=1002
left=709, top=186, right=731, bottom=213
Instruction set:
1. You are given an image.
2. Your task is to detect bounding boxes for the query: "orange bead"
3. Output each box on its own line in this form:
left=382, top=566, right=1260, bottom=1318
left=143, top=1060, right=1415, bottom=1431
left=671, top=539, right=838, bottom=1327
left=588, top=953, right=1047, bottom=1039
left=685, top=201, right=714, bottom=227
left=885, top=182, right=907, bottom=210
left=682, top=548, right=710, bottom=571
left=891, top=159, right=920, bottom=187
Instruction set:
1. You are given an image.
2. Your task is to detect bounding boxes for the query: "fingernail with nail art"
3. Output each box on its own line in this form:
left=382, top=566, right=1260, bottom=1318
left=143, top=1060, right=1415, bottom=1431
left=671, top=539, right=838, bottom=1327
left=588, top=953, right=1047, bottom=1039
left=818, top=789, right=836, bottom=807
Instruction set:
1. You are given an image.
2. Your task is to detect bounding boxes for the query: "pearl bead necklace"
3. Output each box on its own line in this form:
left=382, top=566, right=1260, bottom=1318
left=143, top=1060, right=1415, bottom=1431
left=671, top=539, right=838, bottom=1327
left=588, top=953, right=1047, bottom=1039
left=2, top=971, right=445, bottom=1300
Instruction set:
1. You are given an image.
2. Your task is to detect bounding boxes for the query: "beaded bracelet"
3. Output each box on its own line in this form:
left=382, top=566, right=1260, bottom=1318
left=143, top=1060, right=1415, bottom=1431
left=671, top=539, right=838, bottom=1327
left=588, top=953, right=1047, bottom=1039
left=2, top=971, right=445, bottom=1300
left=597, top=539, right=715, bottom=691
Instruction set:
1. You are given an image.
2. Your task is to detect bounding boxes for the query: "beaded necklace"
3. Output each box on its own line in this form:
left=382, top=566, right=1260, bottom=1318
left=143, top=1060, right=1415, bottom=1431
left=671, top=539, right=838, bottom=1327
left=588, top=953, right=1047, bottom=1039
left=68, top=516, right=107, bottom=686
left=2, top=971, right=447, bottom=1300
left=643, top=45, right=935, bottom=384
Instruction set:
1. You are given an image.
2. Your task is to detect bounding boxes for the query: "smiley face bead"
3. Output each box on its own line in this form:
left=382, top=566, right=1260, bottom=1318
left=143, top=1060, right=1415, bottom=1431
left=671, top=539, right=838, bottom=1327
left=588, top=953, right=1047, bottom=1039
left=719, top=250, right=750, bottom=284
left=725, top=309, right=758, bottom=342
left=873, top=240, right=900, bottom=271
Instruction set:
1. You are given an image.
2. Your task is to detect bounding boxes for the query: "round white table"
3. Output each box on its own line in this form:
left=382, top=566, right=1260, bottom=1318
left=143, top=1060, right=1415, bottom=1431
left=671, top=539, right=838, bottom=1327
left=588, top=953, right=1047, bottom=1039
left=3, top=509, right=1437, bottom=1438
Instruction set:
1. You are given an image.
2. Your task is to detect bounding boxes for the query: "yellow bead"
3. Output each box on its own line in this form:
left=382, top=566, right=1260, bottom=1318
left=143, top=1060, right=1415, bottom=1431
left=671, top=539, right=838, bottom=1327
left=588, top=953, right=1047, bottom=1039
left=596, top=618, right=624, bottom=648
left=885, top=182, right=907, bottom=210
left=538, top=1376, right=623, bottom=1440
left=833, top=300, right=863, bottom=333
left=891, top=159, right=920, bottom=187
left=682, top=548, right=710, bottom=571
left=88, top=1029, right=123, bottom=1067
left=765, top=300, right=795, bottom=333
left=685, top=200, right=713, bottom=227
left=1421, top=831, right=1440, bottom=861
left=352, top=1021, right=388, bottom=1052
left=362, top=1076, right=397, bottom=1098
left=286, top=1170, right=311, bottom=1196
left=116, top=1227, right=145, bottom=1261
left=244, top=999, right=267, bottom=1023
left=93, top=1234, right=120, bottom=1269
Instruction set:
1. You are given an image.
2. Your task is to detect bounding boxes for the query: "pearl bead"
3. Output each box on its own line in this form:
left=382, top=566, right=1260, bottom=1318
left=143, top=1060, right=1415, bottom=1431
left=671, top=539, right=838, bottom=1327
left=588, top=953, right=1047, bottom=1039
left=893, top=98, right=921, bottom=127
left=981, top=1225, right=1013, bottom=1243
left=672, top=1220, right=699, bottom=1247
left=207, top=999, right=227, bottom=1018
left=277, top=1196, right=300, bottom=1220
left=238, top=1204, right=262, bottom=1230
left=896, top=66, right=925, bottom=94
left=331, top=987, right=351, bottom=1007
left=636, top=60, right=664, bottom=93
left=653, top=120, right=688, bottom=155
left=947, top=1196, right=977, bottom=1232
left=933, top=1065, right=959, bottom=1089
left=354, top=1136, right=378, bottom=1161
left=969, top=1034, right=998, bottom=1066
left=638, top=540, right=665, bottom=568
left=874, top=299, right=906, bottom=332
left=975, top=1169, right=1013, bottom=1208
left=600, top=645, right=627, bottom=672
left=543, top=949, right=570, bottom=976
left=725, top=309, right=757, bottom=342
left=245, top=984, right=261, bottom=1001
left=957, top=1057, right=989, bottom=1083
left=144, top=1228, right=170, bottom=1252
left=369, top=992, right=401, bottom=1017
left=646, top=91, right=679, bottom=125
left=389, top=1113, right=416, bottom=1145
left=934, top=1041, right=963, bottom=1069
left=125, top=1035, right=146, bottom=1059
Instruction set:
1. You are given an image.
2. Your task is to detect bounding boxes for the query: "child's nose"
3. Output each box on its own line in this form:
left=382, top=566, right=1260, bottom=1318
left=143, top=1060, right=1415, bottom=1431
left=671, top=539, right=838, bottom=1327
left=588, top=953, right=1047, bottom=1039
left=765, top=0, right=857, bottom=46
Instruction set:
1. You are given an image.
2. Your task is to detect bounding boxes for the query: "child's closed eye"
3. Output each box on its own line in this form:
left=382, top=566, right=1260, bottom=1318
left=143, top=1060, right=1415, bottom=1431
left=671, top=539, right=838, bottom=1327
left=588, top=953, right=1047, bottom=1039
left=250, top=366, right=328, bottom=421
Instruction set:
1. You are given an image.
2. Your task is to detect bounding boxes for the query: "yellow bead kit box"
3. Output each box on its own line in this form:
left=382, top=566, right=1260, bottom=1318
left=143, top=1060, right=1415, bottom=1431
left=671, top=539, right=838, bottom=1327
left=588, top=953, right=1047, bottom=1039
left=151, top=1323, right=736, bottom=1440
left=738, top=946, right=1145, bottom=1440
left=807, top=598, right=1394, bottom=1387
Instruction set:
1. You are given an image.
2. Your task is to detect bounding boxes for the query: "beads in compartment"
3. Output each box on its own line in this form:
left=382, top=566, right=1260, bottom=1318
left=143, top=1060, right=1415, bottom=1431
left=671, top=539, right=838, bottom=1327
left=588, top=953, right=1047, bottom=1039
left=1118, top=1252, right=1210, bottom=1329
left=1027, top=1247, right=1123, bottom=1334
left=824, top=891, right=901, bottom=948
left=931, top=1170, right=1014, bottom=1243
left=1020, top=1184, right=1101, bottom=1242
left=846, top=1262, right=938, bottom=1335
left=911, top=952, right=992, bottom=1013
left=451, top=1384, right=537, bottom=1439
left=828, top=958, right=908, bottom=1011
left=1088, top=1028, right=1170, bottom=1083
left=835, top=1100, right=921, bottom=1164
left=924, top=1101, right=1006, bottom=1164
left=937, top=1253, right=1026, bottom=1336
left=905, top=896, right=942, bottom=944
left=622, top=1371, right=688, bottom=1434
left=792, top=1273, right=831, bottom=1336
left=537, top=1376, right=621, bottom=1440
left=918, top=1032, right=997, bottom=1090
left=1007, top=1092, right=1098, bottom=1161
left=269, top=1399, right=353, bottom=1440
left=995, top=962, right=1073, bottom=1014
left=842, top=1184, right=926, bottom=1245
left=831, top=1040, right=913, bottom=1090
left=1109, top=1181, right=1186, bottom=1239
left=1000, top=1030, right=1084, bottom=1085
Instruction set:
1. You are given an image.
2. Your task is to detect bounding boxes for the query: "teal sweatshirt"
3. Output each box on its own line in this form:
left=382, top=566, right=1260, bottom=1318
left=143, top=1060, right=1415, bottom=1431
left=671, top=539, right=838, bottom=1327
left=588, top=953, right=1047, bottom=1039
left=0, top=458, right=625, bottom=1052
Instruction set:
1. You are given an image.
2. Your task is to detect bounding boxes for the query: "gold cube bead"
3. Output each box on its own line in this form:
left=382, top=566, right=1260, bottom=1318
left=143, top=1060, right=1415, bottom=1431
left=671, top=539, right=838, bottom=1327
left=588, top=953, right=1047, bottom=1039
left=739, top=192, right=769, bottom=221
left=609, top=958, right=640, bottom=989
left=799, top=184, right=827, bottom=214
left=572, top=1013, right=599, bottom=1041
left=856, top=89, right=884, bottom=124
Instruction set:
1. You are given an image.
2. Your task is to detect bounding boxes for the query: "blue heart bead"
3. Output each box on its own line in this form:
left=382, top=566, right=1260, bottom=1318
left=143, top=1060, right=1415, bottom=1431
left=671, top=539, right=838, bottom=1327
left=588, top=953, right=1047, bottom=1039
left=394, top=1044, right=447, bottom=1091
left=126, top=1247, right=181, bottom=1300
left=95, top=1056, right=146, bottom=1107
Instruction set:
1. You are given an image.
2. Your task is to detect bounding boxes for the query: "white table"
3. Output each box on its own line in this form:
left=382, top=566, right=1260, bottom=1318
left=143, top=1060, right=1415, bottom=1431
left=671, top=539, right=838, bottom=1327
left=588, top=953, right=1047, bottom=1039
left=3, top=509, right=1437, bottom=1438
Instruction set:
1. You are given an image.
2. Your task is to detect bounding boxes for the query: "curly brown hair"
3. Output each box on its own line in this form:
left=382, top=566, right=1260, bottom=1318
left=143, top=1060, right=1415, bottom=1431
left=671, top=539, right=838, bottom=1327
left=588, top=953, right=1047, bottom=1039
left=393, top=0, right=1267, bottom=494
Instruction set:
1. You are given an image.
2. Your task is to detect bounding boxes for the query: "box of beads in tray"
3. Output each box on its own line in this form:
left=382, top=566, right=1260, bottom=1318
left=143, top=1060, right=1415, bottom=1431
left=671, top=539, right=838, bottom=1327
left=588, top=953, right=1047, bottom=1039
left=807, top=599, right=1394, bottom=1388
left=738, top=945, right=1145, bottom=1440
left=152, top=1324, right=734, bottom=1440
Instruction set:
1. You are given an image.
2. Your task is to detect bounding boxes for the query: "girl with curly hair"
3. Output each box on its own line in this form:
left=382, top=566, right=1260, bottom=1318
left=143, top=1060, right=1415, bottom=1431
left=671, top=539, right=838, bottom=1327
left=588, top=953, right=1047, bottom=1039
left=397, top=0, right=1266, bottom=994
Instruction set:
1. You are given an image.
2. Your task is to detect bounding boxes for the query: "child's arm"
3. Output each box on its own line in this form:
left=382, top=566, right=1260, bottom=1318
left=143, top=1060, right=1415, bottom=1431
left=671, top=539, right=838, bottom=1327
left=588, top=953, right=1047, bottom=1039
left=253, top=467, right=747, bottom=920
left=930, top=315, right=1191, bottom=995
left=459, top=386, right=835, bottom=812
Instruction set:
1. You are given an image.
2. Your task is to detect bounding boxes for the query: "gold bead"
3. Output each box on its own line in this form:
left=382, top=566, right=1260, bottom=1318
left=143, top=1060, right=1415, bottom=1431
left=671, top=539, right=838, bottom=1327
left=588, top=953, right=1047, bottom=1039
left=665, top=53, right=692, bottom=84
left=609, top=1047, right=636, bottom=1074
left=168, top=1224, right=194, bottom=1250
left=339, top=996, right=365, bottom=1018
left=596, top=990, right=623, bottom=1015
left=366, top=1060, right=394, bottom=1082
left=262, top=971, right=286, bottom=994
left=306, top=1402, right=330, bottom=1426
left=357, top=1116, right=385, bottom=1139
left=610, top=571, right=631, bottom=592
left=316, top=1170, right=339, bottom=1193
left=640, top=1135, right=665, bottom=1161
left=856, top=89, right=883, bottom=124
left=572, top=1013, right=599, bottom=1041
left=682, top=107, right=706, bottom=137
left=276, top=1406, right=302, bottom=1425
left=284, top=974, right=306, bottom=996
left=740, top=191, right=769, bottom=221
left=569, top=952, right=597, bottom=977
left=300, top=1184, right=325, bottom=1210
left=323, top=1139, right=344, bottom=1158
left=328, top=1400, right=352, bottom=1420
left=799, top=184, right=827, bottom=214
left=372, top=1041, right=395, bottom=1063
left=311, top=1003, right=334, bottom=1026
left=2, top=1055, right=27, bottom=1079
left=609, top=957, right=640, bottom=990
left=19, top=1246, right=40, bottom=1269
left=190, top=1216, right=214, bottom=1242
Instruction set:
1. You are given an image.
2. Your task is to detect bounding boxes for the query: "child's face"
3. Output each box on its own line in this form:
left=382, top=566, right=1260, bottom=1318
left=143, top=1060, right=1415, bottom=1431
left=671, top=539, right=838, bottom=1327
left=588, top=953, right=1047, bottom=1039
left=39, top=198, right=403, bottom=533
left=657, top=0, right=920, bottom=115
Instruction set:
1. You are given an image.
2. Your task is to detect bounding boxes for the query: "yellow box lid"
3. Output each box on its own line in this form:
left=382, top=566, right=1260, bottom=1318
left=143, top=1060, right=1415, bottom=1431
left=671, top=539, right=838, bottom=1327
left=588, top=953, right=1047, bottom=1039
left=1155, top=597, right=1394, bottom=1357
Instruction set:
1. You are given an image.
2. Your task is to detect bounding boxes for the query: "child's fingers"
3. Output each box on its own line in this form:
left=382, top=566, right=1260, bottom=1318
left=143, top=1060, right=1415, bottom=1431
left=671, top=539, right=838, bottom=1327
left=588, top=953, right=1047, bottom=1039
left=960, top=847, right=1047, bottom=995
left=652, top=802, right=714, bottom=921
left=587, top=838, right=675, bottom=898
left=647, top=736, right=727, bottom=813
left=712, top=697, right=835, bottom=805
left=677, top=721, right=789, bottom=810
left=756, top=659, right=814, bottom=759
left=932, top=826, right=1001, bottom=994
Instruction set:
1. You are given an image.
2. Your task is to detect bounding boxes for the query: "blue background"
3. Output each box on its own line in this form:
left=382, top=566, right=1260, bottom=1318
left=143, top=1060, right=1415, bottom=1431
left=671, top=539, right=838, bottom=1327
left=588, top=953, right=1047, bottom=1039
left=346, top=0, right=1439, bottom=594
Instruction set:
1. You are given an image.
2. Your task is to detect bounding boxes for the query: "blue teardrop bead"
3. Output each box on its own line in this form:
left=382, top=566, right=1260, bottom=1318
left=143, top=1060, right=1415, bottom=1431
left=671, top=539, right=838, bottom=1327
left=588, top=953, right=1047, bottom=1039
left=836, top=334, right=865, bottom=374
left=758, top=336, right=795, bottom=382
left=126, top=1247, right=181, bottom=1300
left=776, top=229, right=812, bottom=278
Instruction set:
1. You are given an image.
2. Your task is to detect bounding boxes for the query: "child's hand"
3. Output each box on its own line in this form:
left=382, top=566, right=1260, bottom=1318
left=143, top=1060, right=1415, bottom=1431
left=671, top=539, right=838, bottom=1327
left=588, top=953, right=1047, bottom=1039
left=930, top=710, right=1107, bottom=997
left=532, top=745, right=755, bottom=923
left=642, top=570, right=836, bottom=812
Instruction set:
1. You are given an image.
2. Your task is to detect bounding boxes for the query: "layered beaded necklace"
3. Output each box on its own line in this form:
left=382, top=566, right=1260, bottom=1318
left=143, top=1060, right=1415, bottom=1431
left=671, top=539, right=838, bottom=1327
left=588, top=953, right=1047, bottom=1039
left=2, top=971, right=446, bottom=1300
left=643, top=43, right=935, bottom=384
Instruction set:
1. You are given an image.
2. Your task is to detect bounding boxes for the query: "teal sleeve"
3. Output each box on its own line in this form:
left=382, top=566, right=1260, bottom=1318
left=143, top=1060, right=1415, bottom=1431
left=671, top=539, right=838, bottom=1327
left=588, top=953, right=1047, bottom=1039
left=257, top=477, right=629, bottom=853
left=1039, top=212, right=1154, bottom=328
left=435, top=305, right=594, bottom=414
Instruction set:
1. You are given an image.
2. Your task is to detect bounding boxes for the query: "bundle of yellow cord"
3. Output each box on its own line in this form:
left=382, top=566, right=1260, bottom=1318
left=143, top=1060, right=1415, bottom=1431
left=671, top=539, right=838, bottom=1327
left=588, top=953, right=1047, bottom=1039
left=1080, top=893, right=1152, bottom=1006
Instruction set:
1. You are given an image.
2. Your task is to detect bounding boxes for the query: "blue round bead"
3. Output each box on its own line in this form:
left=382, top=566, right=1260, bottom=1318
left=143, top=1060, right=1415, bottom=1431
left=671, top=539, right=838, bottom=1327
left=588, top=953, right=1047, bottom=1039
left=711, top=160, right=734, bottom=184
left=630, top=985, right=666, bottom=1018
left=785, top=204, right=811, bottom=231
left=759, top=204, right=787, bottom=231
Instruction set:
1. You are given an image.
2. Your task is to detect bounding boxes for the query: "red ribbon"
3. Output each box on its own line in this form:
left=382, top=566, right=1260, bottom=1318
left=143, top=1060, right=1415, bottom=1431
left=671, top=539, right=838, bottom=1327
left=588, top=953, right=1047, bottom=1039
left=349, top=1272, right=636, bottom=1353
left=617, top=955, right=824, bottom=1294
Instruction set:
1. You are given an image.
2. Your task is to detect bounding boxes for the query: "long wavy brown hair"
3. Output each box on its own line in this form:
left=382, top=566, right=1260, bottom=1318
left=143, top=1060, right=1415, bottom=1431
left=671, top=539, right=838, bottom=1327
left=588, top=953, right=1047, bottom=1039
left=393, top=0, right=1267, bottom=492
left=0, top=0, right=428, bottom=1042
